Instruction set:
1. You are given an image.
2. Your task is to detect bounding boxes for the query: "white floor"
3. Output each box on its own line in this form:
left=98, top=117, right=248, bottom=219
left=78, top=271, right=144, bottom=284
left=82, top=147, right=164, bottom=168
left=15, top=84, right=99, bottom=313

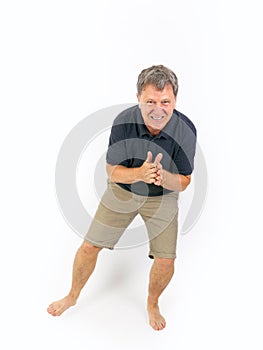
left=2, top=204, right=262, bottom=350
left=1, top=1, right=262, bottom=349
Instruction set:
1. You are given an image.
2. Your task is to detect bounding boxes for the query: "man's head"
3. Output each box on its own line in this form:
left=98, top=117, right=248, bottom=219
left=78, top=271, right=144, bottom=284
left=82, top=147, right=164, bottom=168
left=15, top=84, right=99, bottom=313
left=136, top=65, right=178, bottom=135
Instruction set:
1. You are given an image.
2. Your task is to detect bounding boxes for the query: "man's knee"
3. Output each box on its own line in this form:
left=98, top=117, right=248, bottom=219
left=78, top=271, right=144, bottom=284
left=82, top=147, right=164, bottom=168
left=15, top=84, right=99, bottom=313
left=81, top=241, right=103, bottom=255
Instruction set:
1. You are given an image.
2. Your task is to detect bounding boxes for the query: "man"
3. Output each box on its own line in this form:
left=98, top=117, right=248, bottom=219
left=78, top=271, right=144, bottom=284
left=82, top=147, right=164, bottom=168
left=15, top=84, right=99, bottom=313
left=47, top=65, right=197, bottom=331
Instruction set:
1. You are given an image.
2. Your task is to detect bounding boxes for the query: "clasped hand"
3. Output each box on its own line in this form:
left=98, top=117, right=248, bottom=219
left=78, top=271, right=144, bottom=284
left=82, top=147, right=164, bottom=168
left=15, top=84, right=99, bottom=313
left=139, top=151, right=164, bottom=186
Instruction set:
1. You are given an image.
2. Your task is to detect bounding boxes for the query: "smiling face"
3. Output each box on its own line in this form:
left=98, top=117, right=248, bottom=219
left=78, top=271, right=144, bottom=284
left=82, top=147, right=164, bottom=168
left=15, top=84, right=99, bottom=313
left=137, top=83, right=176, bottom=135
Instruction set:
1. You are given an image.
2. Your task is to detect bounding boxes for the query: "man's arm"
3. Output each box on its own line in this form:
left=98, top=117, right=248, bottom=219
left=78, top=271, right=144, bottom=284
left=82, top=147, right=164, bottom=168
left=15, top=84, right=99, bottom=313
left=154, top=157, right=191, bottom=191
left=156, top=168, right=191, bottom=192
left=106, top=151, right=191, bottom=192
left=106, top=151, right=157, bottom=185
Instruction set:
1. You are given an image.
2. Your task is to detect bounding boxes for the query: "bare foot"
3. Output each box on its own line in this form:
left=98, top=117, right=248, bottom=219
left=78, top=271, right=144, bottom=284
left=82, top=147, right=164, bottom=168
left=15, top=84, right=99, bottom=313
left=147, top=303, right=166, bottom=331
left=47, top=295, right=77, bottom=316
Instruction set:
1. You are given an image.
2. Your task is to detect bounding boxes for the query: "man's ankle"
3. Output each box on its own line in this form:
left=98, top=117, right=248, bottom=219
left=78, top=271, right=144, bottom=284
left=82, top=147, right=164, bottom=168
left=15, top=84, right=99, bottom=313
left=68, top=291, right=79, bottom=301
left=147, top=297, right=159, bottom=308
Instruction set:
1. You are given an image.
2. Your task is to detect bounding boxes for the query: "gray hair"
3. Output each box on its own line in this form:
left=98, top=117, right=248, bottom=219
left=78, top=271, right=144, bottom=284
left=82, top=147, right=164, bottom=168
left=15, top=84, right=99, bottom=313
left=136, top=65, right=179, bottom=97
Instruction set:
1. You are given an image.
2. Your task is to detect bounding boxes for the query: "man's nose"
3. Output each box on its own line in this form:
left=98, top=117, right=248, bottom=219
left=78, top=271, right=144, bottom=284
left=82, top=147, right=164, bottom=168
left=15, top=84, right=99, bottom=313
left=155, top=102, right=163, bottom=109
left=152, top=105, right=164, bottom=113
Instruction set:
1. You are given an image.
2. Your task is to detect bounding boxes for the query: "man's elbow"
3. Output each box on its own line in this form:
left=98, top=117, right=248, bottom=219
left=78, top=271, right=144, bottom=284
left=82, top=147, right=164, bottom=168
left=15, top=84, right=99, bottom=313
left=180, top=175, right=191, bottom=191
left=106, top=163, right=115, bottom=181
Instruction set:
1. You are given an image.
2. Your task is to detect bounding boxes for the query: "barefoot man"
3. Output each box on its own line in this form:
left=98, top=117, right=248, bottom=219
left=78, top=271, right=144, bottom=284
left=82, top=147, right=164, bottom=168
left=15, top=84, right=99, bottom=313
left=48, top=65, right=197, bottom=331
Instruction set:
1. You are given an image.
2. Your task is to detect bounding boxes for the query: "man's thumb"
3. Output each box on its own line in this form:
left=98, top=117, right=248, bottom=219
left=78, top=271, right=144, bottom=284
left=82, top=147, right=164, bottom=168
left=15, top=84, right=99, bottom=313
left=145, top=151, right=153, bottom=163
left=154, top=153, right=163, bottom=165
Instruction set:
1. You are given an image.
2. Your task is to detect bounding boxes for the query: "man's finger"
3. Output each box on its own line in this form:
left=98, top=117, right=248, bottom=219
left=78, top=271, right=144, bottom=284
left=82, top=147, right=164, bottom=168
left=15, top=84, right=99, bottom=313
left=154, top=153, right=163, bottom=165
left=155, top=162, right=163, bottom=170
left=145, top=151, right=153, bottom=163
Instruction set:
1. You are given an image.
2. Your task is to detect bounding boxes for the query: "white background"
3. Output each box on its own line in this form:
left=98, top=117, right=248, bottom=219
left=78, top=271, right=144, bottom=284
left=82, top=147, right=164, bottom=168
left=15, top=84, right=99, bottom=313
left=1, top=0, right=262, bottom=349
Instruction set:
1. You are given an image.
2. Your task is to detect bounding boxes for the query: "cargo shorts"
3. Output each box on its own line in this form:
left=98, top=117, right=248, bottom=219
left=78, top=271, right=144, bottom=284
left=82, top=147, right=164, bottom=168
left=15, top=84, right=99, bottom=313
left=84, top=182, right=179, bottom=259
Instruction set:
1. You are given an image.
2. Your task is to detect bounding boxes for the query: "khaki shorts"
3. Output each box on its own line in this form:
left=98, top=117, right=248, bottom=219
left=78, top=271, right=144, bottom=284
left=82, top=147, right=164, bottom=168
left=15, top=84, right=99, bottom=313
left=84, top=182, right=179, bottom=259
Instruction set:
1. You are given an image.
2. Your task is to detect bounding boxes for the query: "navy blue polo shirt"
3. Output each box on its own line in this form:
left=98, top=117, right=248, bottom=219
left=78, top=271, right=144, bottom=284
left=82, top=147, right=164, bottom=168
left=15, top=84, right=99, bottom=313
left=106, top=105, right=197, bottom=196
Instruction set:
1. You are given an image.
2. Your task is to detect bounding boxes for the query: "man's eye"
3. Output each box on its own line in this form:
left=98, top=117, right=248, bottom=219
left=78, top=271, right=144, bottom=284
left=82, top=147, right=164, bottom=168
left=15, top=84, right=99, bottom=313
left=162, top=101, right=170, bottom=105
left=147, top=101, right=153, bottom=105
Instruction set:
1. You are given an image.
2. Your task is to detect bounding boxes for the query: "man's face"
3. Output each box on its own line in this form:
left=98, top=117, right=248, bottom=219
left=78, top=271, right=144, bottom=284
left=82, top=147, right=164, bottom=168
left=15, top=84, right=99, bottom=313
left=137, top=83, right=176, bottom=135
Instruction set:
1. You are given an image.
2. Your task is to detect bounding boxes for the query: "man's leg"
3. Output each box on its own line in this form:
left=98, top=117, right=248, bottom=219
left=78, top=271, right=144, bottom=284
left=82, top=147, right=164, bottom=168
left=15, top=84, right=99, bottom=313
left=147, top=257, right=175, bottom=331
left=139, top=192, right=178, bottom=331
left=48, top=183, right=138, bottom=317
left=47, top=241, right=102, bottom=316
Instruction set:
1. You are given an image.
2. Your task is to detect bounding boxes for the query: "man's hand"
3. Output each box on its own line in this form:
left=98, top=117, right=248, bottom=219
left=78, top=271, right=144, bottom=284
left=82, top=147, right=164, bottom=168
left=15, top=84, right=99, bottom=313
left=137, top=151, right=165, bottom=185
left=136, top=151, right=158, bottom=184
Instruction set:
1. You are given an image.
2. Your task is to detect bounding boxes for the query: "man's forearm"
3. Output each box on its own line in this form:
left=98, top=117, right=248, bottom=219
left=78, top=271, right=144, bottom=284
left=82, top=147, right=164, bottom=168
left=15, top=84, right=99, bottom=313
left=106, top=164, right=140, bottom=184
left=106, top=163, right=191, bottom=191
left=161, top=170, right=191, bottom=192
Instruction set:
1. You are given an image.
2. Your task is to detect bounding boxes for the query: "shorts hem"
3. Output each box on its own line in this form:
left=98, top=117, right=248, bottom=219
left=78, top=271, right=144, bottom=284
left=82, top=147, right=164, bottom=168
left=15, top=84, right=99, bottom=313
left=84, top=238, right=114, bottom=250
left=148, top=252, right=176, bottom=259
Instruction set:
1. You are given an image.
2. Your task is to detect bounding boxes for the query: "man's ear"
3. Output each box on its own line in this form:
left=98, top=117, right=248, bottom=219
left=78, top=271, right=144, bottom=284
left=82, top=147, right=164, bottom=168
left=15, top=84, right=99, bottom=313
left=173, top=95, right=177, bottom=108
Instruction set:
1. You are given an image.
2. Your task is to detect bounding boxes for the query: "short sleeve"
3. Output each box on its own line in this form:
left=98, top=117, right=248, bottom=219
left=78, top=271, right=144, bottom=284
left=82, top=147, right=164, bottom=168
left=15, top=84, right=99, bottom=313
left=106, top=123, right=129, bottom=166
left=173, top=123, right=197, bottom=176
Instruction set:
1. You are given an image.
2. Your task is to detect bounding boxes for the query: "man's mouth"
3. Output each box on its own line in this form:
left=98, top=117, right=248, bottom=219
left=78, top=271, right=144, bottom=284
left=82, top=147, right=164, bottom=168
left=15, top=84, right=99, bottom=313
left=150, top=115, right=165, bottom=120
